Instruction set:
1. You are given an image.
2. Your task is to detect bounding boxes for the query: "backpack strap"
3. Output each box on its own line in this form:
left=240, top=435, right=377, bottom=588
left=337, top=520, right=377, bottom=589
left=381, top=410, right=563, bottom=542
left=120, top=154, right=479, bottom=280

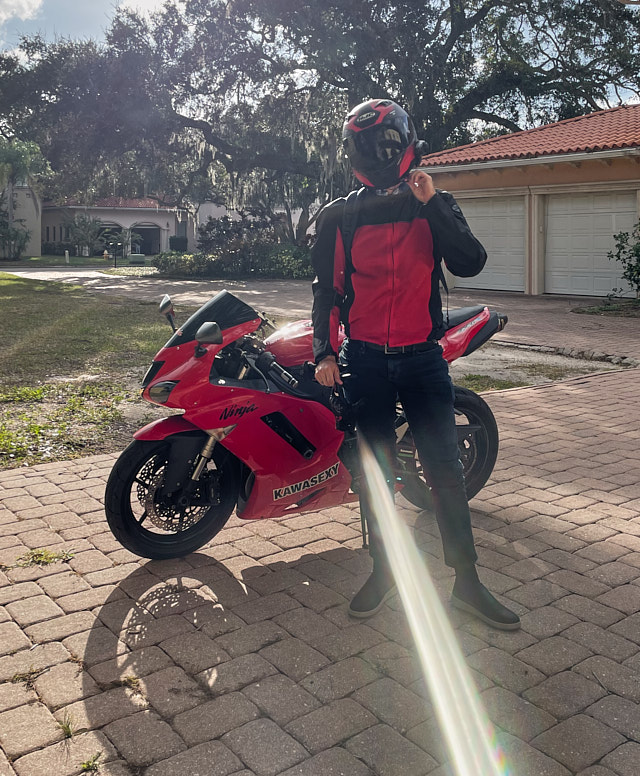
left=438, top=262, right=450, bottom=328
left=341, top=188, right=364, bottom=277
left=332, top=188, right=363, bottom=313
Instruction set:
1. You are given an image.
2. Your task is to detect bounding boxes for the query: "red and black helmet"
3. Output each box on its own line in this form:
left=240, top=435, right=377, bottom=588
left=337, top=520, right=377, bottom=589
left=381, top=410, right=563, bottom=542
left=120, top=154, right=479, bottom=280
left=342, top=99, right=417, bottom=189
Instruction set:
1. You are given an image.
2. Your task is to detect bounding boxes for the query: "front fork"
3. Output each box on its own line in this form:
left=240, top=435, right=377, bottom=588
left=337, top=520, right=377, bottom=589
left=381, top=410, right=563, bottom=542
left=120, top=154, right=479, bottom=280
left=190, top=436, right=217, bottom=483
left=159, top=432, right=226, bottom=505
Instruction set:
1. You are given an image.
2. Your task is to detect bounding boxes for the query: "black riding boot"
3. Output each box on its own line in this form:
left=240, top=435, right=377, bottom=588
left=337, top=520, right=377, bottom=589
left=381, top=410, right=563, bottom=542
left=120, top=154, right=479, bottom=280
left=452, top=565, right=520, bottom=630
left=348, top=557, right=397, bottom=618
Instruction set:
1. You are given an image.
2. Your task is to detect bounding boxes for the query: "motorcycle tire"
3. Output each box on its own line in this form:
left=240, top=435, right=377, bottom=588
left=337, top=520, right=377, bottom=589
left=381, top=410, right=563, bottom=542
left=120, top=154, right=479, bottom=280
left=396, top=385, right=499, bottom=511
left=105, top=439, right=239, bottom=559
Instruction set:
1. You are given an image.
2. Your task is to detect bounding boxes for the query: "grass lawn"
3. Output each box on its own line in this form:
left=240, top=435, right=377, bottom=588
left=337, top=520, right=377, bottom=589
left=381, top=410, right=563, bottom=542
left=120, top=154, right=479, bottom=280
left=0, top=254, right=114, bottom=268
left=0, top=272, right=174, bottom=469
left=572, top=298, right=640, bottom=317
left=0, top=271, right=537, bottom=470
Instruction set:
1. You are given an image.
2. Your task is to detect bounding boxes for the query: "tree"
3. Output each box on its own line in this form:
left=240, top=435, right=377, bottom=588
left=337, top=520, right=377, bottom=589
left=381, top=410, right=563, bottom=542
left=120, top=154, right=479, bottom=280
left=0, top=139, right=49, bottom=259
left=0, top=191, right=30, bottom=259
left=101, top=226, right=144, bottom=259
left=0, top=138, right=49, bottom=247
left=63, top=214, right=105, bottom=256
left=2, top=1, right=640, bottom=236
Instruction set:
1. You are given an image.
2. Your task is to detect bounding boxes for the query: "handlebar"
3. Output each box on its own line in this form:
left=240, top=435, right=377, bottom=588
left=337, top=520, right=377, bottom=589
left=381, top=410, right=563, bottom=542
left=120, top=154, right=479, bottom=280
left=255, top=351, right=299, bottom=389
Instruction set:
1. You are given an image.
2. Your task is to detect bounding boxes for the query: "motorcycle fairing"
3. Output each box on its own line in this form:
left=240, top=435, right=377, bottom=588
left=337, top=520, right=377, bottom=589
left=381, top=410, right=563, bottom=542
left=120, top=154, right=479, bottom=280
left=135, top=393, right=355, bottom=520
left=144, top=320, right=261, bottom=408
left=163, top=290, right=261, bottom=348
left=264, top=305, right=498, bottom=366
left=440, top=307, right=491, bottom=362
left=215, top=392, right=354, bottom=519
left=134, top=415, right=202, bottom=439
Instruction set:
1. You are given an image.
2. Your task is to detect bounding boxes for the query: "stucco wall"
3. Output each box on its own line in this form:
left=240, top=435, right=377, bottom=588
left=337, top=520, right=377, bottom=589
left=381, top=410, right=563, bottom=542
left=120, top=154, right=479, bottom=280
left=42, top=206, right=197, bottom=253
left=428, top=154, right=640, bottom=194
left=9, top=186, right=41, bottom=257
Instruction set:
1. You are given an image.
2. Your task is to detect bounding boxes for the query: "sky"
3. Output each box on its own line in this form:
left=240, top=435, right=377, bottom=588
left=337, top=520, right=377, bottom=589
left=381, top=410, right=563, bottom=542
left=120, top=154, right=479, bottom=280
left=0, top=0, right=168, bottom=50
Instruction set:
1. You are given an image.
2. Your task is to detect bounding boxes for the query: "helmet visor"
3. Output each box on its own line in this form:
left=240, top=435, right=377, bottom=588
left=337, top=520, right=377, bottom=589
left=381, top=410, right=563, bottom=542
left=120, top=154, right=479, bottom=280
left=343, top=117, right=412, bottom=173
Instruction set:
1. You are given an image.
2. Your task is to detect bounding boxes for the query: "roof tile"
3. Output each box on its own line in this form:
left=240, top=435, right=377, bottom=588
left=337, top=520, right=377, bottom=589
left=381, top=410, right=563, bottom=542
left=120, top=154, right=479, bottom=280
left=423, top=104, right=640, bottom=167
left=45, top=197, right=178, bottom=209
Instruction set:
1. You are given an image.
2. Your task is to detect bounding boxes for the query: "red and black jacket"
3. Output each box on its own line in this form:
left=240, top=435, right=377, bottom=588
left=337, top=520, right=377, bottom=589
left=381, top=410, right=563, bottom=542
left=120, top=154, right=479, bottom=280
left=311, top=187, right=487, bottom=362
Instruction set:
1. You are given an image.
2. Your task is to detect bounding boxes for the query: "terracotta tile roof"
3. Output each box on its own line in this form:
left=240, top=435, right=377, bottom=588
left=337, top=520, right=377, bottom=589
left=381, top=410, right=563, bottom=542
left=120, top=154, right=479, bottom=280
left=45, top=197, right=178, bottom=209
left=423, top=104, right=640, bottom=167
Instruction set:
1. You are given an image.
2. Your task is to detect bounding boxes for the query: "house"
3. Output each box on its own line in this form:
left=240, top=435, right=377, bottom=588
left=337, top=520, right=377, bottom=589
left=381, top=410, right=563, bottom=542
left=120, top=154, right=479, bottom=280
left=423, top=104, right=640, bottom=296
left=41, top=197, right=197, bottom=256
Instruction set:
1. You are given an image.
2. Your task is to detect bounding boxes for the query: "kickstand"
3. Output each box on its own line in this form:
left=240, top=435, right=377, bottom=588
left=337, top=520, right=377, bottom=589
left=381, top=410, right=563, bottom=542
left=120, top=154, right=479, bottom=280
left=360, top=512, right=368, bottom=549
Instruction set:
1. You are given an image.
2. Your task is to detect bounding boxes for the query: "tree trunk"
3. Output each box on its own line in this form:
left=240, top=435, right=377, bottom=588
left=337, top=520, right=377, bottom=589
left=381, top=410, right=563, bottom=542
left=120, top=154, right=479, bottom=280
left=295, top=205, right=310, bottom=244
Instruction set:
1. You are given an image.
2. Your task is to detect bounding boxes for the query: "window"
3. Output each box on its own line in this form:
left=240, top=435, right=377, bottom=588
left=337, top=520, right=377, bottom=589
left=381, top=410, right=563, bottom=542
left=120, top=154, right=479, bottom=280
left=46, top=226, right=50, bottom=241
left=66, top=226, right=70, bottom=240
left=53, top=226, right=56, bottom=241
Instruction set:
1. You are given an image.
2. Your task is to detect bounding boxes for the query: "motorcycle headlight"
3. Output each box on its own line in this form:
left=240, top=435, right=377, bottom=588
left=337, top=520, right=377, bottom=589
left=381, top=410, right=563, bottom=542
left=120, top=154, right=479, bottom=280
left=148, top=381, right=178, bottom=404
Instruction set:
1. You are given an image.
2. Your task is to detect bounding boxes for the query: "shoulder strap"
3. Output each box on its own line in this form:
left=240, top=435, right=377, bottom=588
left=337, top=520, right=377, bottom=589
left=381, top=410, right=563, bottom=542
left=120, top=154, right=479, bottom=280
left=341, top=188, right=364, bottom=275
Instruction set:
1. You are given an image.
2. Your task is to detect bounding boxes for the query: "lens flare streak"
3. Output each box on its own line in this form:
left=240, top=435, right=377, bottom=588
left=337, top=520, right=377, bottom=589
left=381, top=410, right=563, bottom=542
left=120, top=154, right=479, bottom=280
left=361, top=443, right=510, bottom=776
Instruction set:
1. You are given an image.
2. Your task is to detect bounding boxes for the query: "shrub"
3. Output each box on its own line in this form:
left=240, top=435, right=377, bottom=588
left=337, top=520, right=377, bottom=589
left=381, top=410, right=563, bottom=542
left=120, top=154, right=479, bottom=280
left=197, top=215, right=272, bottom=253
left=169, top=235, right=188, bottom=252
left=0, top=224, right=30, bottom=260
left=152, top=241, right=313, bottom=280
left=608, top=222, right=640, bottom=298
left=42, top=241, right=77, bottom=256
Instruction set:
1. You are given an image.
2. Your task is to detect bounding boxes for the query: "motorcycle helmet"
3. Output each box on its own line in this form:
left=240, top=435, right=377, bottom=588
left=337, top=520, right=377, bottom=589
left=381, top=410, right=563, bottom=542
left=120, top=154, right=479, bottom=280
left=342, top=99, right=417, bottom=189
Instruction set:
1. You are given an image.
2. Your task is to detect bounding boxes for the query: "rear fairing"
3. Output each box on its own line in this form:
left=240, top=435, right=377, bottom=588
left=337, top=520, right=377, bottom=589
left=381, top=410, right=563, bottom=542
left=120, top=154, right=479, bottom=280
left=264, top=306, right=498, bottom=365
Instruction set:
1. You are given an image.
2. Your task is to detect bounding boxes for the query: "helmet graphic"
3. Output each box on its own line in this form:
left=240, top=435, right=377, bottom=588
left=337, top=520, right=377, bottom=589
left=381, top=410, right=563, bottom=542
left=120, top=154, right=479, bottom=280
left=342, top=99, right=417, bottom=189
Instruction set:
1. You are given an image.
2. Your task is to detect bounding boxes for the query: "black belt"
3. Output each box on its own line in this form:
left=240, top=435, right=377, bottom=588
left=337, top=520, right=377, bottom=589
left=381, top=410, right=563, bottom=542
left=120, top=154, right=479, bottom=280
left=353, top=340, right=438, bottom=355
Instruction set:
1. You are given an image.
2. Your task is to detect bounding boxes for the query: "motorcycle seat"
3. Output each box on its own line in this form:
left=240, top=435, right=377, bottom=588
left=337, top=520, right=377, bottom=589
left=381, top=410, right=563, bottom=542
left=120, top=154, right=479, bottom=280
left=444, top=305, right=486, bottom=331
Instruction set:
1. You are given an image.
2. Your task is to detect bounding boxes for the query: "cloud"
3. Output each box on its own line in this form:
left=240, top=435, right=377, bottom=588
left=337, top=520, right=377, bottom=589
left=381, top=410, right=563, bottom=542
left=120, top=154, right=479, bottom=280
left=0, top=0, right=42, bottom=26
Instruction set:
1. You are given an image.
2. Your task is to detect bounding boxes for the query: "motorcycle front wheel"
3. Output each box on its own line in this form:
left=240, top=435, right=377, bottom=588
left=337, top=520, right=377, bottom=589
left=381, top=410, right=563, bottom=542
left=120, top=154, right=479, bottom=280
left=105, top=439, right=239, bottom=559
left=396, top=385, right=499, bottom=510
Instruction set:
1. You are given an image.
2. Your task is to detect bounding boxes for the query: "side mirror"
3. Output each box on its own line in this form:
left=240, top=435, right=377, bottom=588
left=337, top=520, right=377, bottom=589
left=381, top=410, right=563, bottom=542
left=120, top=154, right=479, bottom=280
left=159, top=294, right=176, bottom=332
left=195, top=321, right=223, bottom=345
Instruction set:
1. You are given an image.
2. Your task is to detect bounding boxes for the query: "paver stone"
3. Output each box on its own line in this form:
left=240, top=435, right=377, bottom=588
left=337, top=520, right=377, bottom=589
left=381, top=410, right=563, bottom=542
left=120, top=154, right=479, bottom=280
left=532, top=714, right=624, bottom=772
left=222, top=718, right=308, bottom=776
left=0, top=702, right=64, bottom=758
left=103, top=710, right=186, bottom=767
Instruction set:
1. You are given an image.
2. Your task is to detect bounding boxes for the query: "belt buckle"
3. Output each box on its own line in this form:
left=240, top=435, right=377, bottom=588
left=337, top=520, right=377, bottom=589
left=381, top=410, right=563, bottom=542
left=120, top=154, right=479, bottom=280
left=384, top=343, right=404, bottom=354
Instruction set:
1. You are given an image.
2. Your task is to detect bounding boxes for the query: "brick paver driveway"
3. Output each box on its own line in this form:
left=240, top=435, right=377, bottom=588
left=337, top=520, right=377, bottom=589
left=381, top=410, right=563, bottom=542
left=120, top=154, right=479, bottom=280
left=1, top=367, right=639, bottom=776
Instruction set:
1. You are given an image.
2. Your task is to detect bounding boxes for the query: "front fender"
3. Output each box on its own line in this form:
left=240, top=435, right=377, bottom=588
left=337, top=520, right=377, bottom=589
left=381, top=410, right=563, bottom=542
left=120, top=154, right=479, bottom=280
left=134, top=415, right=202, bottom=441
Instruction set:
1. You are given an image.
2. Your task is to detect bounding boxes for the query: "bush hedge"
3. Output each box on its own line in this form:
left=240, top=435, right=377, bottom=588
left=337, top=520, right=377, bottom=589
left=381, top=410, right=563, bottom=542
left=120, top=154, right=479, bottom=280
left=152, top=241, right=313, bottom=279
left=169, top=235, right=188, bottom=252
left=41, top=241, right=77, bottom=256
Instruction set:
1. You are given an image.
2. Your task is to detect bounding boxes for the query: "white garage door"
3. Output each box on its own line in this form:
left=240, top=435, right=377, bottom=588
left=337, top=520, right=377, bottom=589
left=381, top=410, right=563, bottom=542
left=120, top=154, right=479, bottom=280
left=454, top=196, right=526, bottom=291
left=545, top=192, right=638, bottom=296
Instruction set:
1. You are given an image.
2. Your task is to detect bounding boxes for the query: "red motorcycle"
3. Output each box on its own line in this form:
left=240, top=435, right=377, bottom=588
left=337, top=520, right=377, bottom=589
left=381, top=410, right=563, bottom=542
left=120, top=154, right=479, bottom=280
left=105, top=290, right=507, bottom=559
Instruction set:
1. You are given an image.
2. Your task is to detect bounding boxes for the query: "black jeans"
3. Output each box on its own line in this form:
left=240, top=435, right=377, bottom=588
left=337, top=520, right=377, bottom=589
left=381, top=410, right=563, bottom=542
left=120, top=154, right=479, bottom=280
left=341, top=339, right=478, bottom=571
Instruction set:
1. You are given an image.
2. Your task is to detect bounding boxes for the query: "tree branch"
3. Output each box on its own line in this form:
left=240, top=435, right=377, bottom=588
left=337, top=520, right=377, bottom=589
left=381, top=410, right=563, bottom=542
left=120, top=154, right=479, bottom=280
left=469, top=110, right=523, bottom=133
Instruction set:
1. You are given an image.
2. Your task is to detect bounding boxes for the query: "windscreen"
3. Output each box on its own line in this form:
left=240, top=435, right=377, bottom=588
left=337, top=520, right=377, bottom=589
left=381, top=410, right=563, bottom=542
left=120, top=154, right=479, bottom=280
left=164, top=290, right=259, bottom=348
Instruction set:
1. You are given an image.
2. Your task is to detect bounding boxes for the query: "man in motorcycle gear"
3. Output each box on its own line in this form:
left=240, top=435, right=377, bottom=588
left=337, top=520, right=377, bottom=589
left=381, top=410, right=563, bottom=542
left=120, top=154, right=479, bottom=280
left=312, top=99, right=520, bottom=630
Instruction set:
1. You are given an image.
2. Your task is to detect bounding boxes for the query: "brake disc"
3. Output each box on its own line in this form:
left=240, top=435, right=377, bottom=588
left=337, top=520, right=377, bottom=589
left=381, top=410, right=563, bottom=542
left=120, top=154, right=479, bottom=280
left=136, top=459, right=207, bottom=531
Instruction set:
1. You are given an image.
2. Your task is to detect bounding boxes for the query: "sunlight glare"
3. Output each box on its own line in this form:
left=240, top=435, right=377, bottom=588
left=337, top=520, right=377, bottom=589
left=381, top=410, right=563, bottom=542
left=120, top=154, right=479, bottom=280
left=361, top=442, right=511, bottom=776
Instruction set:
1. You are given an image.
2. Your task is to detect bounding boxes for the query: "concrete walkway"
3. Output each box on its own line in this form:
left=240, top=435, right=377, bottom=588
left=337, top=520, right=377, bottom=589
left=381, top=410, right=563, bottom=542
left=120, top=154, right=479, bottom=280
left=2, top=267, right=640, bottom=775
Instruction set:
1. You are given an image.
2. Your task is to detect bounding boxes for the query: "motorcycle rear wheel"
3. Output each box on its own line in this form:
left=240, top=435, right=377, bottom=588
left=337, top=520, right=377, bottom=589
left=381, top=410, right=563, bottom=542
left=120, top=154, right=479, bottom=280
left=105, top=439, right=239, bottom=559
left=396, top=385, right=499, bottom=510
